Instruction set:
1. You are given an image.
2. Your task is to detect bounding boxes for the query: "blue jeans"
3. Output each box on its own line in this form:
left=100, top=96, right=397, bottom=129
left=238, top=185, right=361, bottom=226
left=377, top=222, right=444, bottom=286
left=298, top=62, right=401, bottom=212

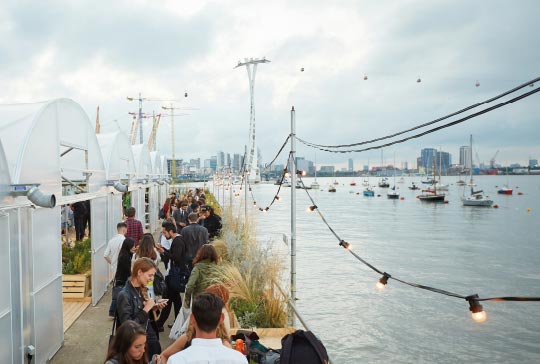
left=109, top=284, right=124, bottom=316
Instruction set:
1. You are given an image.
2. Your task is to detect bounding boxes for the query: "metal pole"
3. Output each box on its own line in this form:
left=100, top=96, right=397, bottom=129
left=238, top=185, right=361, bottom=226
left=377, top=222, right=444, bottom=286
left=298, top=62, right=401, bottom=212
left=138, top=92, right=143, bottom=144
left=290, top=106, right=297, bottom=327
left=229, top=170, right=233, bottom=208
left=244, top=145, right=248, bottom=223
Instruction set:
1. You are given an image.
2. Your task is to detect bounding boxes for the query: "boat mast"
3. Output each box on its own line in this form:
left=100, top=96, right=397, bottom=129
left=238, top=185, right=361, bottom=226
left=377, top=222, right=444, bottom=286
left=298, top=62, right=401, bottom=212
left=469, top=134, right=474, bottom=195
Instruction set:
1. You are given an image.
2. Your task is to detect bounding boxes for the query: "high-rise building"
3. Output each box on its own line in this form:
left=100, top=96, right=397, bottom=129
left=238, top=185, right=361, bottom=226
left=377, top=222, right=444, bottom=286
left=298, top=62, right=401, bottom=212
left=233, top=154, right=242, bottom=173
left=460, top=146, right=472, bottom=169
left=529, top=159, right=538, bottom=168
left=226, top=153, right=231, bottom=167
left=216, top=151, right=225, bottom=169
left=363, top=165, right=369, bottom=172
left=189, top=158, right=201, bottom=170
left=420, top=148, right=437, bottom=171
left=166, top=159, right=183, bottom=177
left=210, top=156, right=217, bottom=171
left=296, top=157, right=314, bottom=176
left=348, top=158, right=354, bottom=172
left=436, top=151, right=451, bottom=174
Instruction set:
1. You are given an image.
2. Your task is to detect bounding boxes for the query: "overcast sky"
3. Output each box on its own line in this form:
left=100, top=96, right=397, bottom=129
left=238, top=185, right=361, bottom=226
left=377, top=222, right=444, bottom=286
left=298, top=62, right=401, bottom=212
left=1, top=0, right=539, bottom=168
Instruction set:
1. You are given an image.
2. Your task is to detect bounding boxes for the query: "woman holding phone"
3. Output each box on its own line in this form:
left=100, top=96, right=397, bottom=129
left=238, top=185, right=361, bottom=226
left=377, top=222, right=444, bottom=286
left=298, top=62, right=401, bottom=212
left=116, top=257, right=167, bottom=359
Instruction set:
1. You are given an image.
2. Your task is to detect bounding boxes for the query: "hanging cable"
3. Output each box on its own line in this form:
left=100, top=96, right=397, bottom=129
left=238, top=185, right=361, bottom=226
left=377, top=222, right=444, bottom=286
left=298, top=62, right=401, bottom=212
left=262, top=134, right=291, bottom=171
left=296, top=79, right=540, bottom=153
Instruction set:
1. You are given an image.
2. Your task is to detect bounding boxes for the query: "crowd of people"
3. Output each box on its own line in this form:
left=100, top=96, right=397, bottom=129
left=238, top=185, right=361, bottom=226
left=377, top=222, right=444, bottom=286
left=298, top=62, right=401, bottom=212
left=103, top=188, right=246, bottom=364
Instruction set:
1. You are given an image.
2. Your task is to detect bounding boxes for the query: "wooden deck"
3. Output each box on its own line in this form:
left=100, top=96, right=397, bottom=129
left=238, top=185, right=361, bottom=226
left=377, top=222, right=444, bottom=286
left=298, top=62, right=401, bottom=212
left=63, top=299, right=91, bottom=333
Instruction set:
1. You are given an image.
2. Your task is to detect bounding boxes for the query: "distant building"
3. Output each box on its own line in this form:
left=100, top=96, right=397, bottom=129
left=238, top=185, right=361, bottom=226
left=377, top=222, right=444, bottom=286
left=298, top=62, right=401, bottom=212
left=189, top=158, right=201, bottom=170
left=529, top=159, right=538, bottom=168
left=226, top=153, right=231, bottom=167
left=460, top=145, right=472, bottom=169
left=436, top=151, right=451, bottom=174
left=232, top=154, right=242, bottom=173
left=348, top=158, right=353, bottom=172
left=420, top=148, right=437, bottom=171
left=216, top=151, right=225, bottom=169
left=273, top=164, right=285, bottom=173
left=210, top=156, right=217, bottom=171
left=363, top=165, right=369, bottom=172
left=296, top=157, right=315, bottom=175
left=166, top=159, right=183, bottom=177
left=320, top=165, right=335, bottom=173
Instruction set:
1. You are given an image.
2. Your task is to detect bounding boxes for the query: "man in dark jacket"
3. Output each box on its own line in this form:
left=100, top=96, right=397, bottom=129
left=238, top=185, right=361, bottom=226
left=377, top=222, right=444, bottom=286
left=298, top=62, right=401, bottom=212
left=199, top=206, right=222, bottom=239
left=71, top=200, right=87, bottom=241
left=181, top=213, right=209, bottom=256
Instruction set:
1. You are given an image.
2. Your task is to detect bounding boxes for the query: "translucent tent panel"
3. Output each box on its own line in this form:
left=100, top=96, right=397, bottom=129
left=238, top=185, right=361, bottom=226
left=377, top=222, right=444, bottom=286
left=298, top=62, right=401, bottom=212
left=97, top=132, right=136, bottom=181
left=161, top=155, right=170, bottom=177
left=0, top=99, right=106, bottom=196
left=0, top=140, right=10, bottom=204
left=150, top=151, right=162, bottom=177
left=131, top=144, right=153, bottom=180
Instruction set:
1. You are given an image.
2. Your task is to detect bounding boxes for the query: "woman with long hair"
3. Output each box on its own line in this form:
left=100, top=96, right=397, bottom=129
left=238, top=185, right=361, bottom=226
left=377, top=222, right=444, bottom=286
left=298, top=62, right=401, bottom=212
left=116, top=258, right=167, bottom=359
left=111, top=238, right=136, bottom=316
left=133, top=233, right=160, bottom=265
left=105, top=320, right=148, bottom=364
left=183, top=244, right=219, bottom=308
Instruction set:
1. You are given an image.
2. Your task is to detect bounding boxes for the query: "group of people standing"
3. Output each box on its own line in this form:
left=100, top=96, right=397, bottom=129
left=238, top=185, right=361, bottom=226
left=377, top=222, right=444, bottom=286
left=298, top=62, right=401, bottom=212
left=103, top=188, right=245, bottom=363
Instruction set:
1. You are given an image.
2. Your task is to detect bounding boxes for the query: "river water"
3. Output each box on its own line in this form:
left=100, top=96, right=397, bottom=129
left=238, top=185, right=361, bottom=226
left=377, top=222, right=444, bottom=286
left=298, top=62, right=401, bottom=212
left=219, top=175, right=540, bottom=363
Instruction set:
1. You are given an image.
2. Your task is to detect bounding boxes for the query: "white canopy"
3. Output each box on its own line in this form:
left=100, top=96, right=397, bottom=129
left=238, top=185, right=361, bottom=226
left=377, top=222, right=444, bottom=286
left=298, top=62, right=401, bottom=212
left=131, top=144, right=153, bottom=181
left=0, top=98, right=105, bottom=199
left=0, top=140, right=10, bottom=205
left=150, top=151, right=162, bottom=179
left=97, top=131, right=136, bottom=181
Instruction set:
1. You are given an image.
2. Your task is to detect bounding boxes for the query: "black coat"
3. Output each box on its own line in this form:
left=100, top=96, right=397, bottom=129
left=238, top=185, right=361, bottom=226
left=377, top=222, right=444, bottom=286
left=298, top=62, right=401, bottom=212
left=116, top=280, right=148, bottom=327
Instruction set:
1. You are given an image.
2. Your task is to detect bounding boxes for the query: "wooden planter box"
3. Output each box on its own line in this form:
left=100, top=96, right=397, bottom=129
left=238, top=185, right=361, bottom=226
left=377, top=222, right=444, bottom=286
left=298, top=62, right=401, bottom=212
left=62, top=273, right=91, bottom=301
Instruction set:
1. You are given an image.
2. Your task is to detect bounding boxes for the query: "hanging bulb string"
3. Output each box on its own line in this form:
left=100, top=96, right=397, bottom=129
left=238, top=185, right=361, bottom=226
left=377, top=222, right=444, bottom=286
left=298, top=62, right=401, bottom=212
left=262, top=134, right=291, bottom=171
left=297, top=174, right=540, bottom=304
left=295, top=76, right=540, bottom=151
left=298, top=81, right=540, bottom=154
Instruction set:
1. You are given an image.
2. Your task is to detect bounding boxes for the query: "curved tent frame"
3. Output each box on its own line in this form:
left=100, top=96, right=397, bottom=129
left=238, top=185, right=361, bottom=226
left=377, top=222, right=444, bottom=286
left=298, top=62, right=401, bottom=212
left=131, top=144, right=153, bottom=228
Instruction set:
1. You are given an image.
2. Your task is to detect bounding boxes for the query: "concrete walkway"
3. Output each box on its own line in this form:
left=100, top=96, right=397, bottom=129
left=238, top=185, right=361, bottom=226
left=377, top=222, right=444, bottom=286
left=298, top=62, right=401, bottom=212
left=51, top=282, right=176, bottom=363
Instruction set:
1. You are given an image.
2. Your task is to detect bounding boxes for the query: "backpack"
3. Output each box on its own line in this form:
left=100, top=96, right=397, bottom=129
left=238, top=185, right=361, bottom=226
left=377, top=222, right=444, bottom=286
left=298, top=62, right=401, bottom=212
left=153, top=269, right=166, bottom=296
left=159, top=208, right=165, bottom=219
left=280, top=330, right=329, bottom=364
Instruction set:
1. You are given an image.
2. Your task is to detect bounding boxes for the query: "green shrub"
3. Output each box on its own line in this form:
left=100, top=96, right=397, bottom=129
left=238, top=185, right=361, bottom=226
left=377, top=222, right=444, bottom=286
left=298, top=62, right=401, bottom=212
left=62, top=238, right=92, bottom=274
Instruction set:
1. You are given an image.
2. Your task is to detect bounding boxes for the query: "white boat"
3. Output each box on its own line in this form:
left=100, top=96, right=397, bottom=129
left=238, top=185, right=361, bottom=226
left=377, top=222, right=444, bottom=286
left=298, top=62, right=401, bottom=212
left=462, top=135, right=493, bottom=207
left=434, top=182, right=449, bottom=191
left=310, top=153, right=320, bottom=189
left=328, top=185, right=336, bottom=192
left=387, top=153, right=400, bottom=199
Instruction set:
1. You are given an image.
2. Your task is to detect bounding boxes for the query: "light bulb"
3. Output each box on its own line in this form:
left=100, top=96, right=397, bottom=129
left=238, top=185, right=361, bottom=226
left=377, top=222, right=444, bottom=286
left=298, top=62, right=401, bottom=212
left=472, top=311, right=487, bottom=323
left=275, top=195, right=281, bottom=201
left=285, top=172, right=290, bottom=178
left=307, top=205, right=317, bottom=212
left=376, top=282, right=387, bottom=291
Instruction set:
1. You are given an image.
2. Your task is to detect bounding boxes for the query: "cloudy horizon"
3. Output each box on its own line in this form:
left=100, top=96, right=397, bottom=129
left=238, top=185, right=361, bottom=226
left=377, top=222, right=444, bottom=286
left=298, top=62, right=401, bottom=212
left=1, top=0, right=538, bottom=168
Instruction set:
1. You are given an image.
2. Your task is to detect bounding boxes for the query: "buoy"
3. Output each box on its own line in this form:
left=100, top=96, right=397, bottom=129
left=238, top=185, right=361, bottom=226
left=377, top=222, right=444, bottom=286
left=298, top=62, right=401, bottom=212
left=377, top=194, right=381, bottom=197
left=444, top=200, right=449, bottom=204
left=493, top=204, right=499, bottom=209
left=416, top=195, right=420, bottom=199
left=356, top=192, right=360, bottom=195
left=300, top=67, right=304, bottom=72
left=400, top=197, right=405, bottom=200
left=518, top=192, right=523, bottom=195
left=527, top=208, right=531, bottom=213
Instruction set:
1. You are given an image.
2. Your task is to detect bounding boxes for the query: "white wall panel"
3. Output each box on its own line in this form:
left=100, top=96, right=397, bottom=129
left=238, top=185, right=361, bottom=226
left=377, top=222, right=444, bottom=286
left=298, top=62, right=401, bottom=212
left=91, top=196, right=108, bottom=305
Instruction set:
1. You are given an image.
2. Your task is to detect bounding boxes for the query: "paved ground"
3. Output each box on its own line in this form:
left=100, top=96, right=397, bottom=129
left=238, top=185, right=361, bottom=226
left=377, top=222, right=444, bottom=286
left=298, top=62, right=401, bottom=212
left=51, top=284, right=177, bottom=364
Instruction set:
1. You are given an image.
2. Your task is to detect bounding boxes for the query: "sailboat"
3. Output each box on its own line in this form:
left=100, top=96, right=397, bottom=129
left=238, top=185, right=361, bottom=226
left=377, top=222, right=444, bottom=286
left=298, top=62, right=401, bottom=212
left=408, top=182, right=420, bottom=190
left=387, top=154, right=400, bottom=199
left=497, top=167, right=513, bottom=195
left=418, top=158, right=445, bottom=202
left=310, top=154, right=320, bottom=190
left=434, top=148, right=448, bottom=190
left=378, top=150, right=390, bottom=188
left=462, top=135, right=493, bottom=207
left=363, top=172, right=374, bottom=196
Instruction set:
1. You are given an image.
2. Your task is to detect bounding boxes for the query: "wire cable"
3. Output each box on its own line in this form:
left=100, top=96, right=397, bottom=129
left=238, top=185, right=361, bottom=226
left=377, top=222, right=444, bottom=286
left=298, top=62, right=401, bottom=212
left=296, top=76, right=540, bottom=150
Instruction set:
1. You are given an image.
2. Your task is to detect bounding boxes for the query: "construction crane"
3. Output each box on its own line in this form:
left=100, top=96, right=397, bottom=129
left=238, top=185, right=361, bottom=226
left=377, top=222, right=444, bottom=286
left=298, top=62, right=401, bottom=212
left=95, top=106, right=100, bottom=134
left=147, top=113, right=162, bottom=152
left=128, top=112, right=153, bottom=145
left=490, top=150, right=500, bottom=169
left=161, top=105, right=192, bottom=179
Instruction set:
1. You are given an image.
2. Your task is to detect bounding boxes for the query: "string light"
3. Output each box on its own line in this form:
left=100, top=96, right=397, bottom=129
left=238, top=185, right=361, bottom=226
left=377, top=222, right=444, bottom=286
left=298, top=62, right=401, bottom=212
left=275, top=195, right=281, bottom=201
left=467, top=294, right=487, bottom=323
left=296, top=170, right=307, bottom=176
left=376, top=272, right=391, bottom=291
left=284, top=168, right=290, bottom=178
left=339, top=240, right=352, bottom=250
left=307, top=205, right=317, bottom=212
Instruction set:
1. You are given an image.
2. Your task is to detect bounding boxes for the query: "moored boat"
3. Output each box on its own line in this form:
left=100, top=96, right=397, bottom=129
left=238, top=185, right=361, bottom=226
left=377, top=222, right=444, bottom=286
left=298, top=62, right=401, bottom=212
left=328, top=185, right=336, bottom=192
left=497, top=186, right=513, bottom=195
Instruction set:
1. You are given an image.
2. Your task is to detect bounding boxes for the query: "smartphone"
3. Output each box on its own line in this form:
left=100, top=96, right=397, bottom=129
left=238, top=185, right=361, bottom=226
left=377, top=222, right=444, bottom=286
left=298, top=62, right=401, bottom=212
left=154, top=299, right=168, bottom=306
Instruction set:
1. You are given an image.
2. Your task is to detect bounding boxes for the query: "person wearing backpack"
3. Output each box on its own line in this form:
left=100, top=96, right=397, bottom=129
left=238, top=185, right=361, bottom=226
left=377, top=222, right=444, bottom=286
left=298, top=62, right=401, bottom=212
left=280, top=330, right=329, bottom=364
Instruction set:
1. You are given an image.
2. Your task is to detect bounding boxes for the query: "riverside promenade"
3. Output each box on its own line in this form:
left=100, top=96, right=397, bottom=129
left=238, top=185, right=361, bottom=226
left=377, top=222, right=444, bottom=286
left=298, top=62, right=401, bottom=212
left=51, top=231, right=175, bottom=363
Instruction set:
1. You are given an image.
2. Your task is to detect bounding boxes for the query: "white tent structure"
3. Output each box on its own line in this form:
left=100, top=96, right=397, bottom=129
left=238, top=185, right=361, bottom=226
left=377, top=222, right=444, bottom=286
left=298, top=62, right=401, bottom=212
left=149, top=151, right=164, bottom=232
left=0, top=140, right=14, bottom=364
left=97, top=131, right=136, bottom=244
left=0, top=99, right=109, bottom=362
left=131, top=144, right=153, bottom=230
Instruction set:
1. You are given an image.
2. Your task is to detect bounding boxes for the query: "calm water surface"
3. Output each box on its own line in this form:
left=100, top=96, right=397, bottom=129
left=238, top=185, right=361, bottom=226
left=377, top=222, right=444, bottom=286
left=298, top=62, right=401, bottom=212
left=226, top=175, right=540, bottom=363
